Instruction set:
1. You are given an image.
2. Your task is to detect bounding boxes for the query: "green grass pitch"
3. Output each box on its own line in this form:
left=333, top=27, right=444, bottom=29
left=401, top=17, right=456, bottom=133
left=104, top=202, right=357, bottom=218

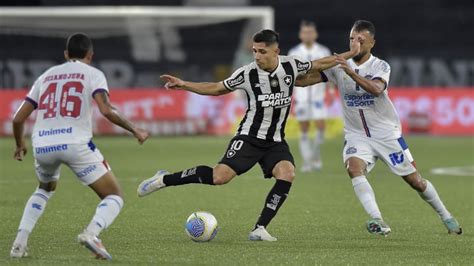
left=0, top=135, right=473, bottom=265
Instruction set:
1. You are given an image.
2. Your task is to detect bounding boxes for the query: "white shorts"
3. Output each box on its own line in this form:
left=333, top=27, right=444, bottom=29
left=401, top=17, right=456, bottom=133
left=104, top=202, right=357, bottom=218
left=33, top=140, right=111, bottom=185
left=294, top=99, right=328, bottom=121
left=342, top=135, right=417, bottom=176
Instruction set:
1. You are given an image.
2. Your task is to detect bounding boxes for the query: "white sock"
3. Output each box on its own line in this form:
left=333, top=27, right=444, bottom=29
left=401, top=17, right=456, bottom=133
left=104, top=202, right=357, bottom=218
left=299, top=132, right=313, bottom=166
left=85, top=195, right=124, bottom=236
left=14, top=187, right=54, bottom=246
left=419, top=180, right=452, bottom=221
left=352, top=176, right=382, bottom=219
left=313, top=129, right=325, bottom=161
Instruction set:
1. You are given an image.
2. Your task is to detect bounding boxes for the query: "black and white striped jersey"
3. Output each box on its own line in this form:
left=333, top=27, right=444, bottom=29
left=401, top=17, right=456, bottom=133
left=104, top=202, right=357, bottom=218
left=223, top=55, right=313, bottom=142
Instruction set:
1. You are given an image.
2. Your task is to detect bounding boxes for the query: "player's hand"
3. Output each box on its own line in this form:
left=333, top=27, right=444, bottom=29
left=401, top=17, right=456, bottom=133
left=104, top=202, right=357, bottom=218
left=133, top=128, right=150, bottom=145
left=335, top=54, right=354, bottom=75
left=160, top=74, right=185, bottom=90
left=14, top=145, right=27, bottom=161
left=350, top=34, right=362, bottom=56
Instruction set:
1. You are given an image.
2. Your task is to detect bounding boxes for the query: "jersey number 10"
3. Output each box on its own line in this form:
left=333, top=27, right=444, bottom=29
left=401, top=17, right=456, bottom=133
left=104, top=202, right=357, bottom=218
left=39, top=81, right=84, bottom=119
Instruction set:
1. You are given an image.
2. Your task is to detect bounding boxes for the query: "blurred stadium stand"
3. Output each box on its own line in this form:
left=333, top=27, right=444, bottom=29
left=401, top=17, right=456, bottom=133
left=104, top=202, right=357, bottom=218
left=0, top=0, right=473, bottom=88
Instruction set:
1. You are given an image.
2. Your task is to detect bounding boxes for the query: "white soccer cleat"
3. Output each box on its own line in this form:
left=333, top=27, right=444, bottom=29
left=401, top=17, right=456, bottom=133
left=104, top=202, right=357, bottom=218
left=300, top=163, right=312, bottom=173
left=248, top=225, right=277, bottom=242
left=137, top=170, right=169, bottom=197
left=312, top=160, right=323, bottom=171
left=10, top=243, right=28, bottom=258
left=77, top=232, right=112, bottom=260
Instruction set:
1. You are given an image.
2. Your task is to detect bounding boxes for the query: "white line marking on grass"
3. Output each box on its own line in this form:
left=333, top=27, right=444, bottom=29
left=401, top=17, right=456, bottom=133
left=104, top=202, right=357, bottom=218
left=430, top=166, right=474, bottom=176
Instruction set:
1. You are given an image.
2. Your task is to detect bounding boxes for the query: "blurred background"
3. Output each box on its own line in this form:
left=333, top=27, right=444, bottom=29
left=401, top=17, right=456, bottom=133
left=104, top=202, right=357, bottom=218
left=0, top=0, right=473, bottom=137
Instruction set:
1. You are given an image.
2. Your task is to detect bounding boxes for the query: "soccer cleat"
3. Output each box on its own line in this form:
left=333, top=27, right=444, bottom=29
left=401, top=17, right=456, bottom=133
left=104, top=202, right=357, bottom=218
left=312, top=160, right=323, bottom=171
left=77, top=232, right=112, bottom=260
left=366, top=218, right=391, bottom=236
left=443, top=217, right=463, bottom=235
left=300, top=163, right=312, bottom=173
left=137, top=170, right=169, bottom=197
left=248, top=225, right=277, bottom=242
left=10, top=244, right=28, bottom=258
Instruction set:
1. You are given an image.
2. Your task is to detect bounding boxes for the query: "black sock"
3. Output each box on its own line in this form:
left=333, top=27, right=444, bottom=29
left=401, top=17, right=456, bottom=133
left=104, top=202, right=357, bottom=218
left=255, top=179, right=292, bottom=229
left=163, top=165, right=214, bottom=186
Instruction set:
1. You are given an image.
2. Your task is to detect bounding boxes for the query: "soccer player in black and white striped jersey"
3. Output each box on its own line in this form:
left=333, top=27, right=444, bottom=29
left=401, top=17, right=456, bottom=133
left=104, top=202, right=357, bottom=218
left=137, top=29, right=361, bottom=241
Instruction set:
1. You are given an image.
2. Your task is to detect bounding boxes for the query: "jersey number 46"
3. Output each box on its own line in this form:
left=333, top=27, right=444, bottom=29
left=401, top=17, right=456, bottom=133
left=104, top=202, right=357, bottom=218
left=39, top=81, right=84, bottom=119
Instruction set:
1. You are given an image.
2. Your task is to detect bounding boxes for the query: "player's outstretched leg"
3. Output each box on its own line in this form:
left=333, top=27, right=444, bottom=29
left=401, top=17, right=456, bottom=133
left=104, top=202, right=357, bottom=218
left=78, top=172, right=124, bottom=260
left=249, top=161, right=294, bottom=242
left=346, top=158, right=391, bottom=235
left=137, top=165, right=216, bottom=197
left=10, top=182, right=55, bottom=258
left=403, top=172, right=462, bottom=235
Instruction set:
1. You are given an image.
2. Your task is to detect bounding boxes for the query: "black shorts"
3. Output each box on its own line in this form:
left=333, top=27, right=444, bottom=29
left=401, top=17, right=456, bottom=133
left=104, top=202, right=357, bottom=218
left=218, top=135, right=295, bottom=178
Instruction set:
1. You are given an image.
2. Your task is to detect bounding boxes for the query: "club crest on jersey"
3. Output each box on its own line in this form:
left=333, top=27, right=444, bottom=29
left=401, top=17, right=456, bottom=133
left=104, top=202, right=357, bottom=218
left=283, top=75, right=293, bottom=86
left=225, top=71, right=245, bottom=89
left=226, top=149, right=236, bottom=158
left=295, top=59, right=311, bottom=72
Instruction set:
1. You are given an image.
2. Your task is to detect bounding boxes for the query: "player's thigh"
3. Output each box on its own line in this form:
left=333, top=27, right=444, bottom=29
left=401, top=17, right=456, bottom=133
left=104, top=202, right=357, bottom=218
left=299, top=120, right=310, bottom=132
left=373, top=137, right=417, bottom=177
left=310, top=101, right=328, bottom=123
left=259, top=140, right=295, bottom=179
left=343, top=137, right=376, bottom=176
left=88, top=171, right=123, bottom=199
left=33, top=147, right=63, bottom=185
left=65, top=142, right=113, bottom=187
left=218, top=136, right=262, bottom=177
left=212, top=164, right=237, bottom=185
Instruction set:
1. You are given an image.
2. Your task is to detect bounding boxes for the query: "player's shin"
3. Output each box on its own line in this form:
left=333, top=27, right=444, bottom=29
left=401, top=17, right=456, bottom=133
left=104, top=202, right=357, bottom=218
left=163, top=165, right=214, bottom=186
left=85, top=195, right=123, bottom=236
left=418, top=180, right=452, bottom=220
left=352, top=176, right=382, bottom=219
left=14, top=187, right=54, bottom=246
left=255, top=179, right=292, bottom=228
left=299, top=133, right=313, bottom=168
left=313, top=128, right=325, bottom=162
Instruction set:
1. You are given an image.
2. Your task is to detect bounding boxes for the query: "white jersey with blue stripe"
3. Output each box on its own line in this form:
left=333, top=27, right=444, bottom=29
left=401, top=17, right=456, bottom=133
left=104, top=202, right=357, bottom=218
left=322, top=54, right=402, bottom=140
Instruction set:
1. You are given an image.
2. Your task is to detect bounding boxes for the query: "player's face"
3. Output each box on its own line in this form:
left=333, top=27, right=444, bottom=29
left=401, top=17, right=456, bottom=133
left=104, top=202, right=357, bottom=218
left=253, top=42, right=280, bottom=71
left=299, top=26, right=317, bottom=45
left=349, top=29, right=375, bottom=61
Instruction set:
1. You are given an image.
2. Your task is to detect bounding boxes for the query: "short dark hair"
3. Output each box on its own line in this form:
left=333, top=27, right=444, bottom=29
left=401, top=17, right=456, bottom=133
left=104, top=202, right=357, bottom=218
left=252, top=29, right=279, bottom=46
left=300, top=20, right=317, bottom=30
left=352, top=20, right=375, bottom=37
left=66, top=33, right=93, bottom=59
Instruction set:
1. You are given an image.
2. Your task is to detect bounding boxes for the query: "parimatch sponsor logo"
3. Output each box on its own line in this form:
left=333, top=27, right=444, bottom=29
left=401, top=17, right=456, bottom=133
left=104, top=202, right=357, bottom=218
left=257, top=92, right=291, bottom=108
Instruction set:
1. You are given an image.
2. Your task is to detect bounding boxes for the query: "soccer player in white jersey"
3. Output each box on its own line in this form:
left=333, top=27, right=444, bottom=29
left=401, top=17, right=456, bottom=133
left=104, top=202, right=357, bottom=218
left=289, top=20, right=336, bottom=172
left=10, top=33, right=149, bottom=260
left=296, top=20, right=462, bottom=235
left=137, top=29, right=361, bottom=241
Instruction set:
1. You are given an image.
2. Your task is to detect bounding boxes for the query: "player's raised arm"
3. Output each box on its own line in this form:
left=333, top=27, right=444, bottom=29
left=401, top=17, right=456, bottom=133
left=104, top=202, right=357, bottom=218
left=12, top=100, right=36, bottom=161
left=160, top=74, right=231, bottom=96
left=310, top=35, right=361, bottom=72
left=93, top=91, right=149, bottom=144
left=334, top=54, right=386, bottom=96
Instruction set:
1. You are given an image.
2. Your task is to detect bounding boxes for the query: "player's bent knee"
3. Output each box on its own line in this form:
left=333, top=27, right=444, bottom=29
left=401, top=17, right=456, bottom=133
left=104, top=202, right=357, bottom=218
left=276, top=171, right=295, bottom=182
left=346, top=166, right=364, bottom=178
